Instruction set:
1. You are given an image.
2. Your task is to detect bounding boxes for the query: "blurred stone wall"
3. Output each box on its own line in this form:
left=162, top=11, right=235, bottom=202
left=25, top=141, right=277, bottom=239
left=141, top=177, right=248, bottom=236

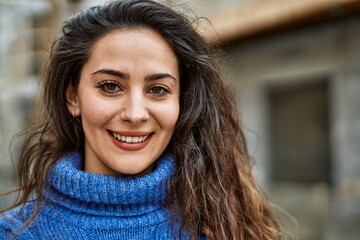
left=222, top=16, right=360, bottom=240
left=0, top=0, right=81, bottom=210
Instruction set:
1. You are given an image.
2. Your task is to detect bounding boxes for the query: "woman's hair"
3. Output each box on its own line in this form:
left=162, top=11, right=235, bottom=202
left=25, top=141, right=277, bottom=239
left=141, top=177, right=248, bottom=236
left=4, top=0, right=283, bottom=239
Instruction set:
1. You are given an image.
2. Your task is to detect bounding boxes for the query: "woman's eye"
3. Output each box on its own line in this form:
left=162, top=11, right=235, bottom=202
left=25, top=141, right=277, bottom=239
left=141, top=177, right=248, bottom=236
left=97, top=81, right=121, bottom=93
left=149, top=86, right=168, bottom=96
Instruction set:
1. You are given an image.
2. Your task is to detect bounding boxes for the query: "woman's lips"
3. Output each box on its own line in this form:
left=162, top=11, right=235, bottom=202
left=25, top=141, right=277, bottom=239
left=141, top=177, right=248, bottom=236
left=108, top=131, right=153, bottom=151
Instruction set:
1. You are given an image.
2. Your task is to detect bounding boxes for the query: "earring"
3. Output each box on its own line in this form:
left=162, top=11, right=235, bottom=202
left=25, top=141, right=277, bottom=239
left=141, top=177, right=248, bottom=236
left=72, top=110, right=76, bottom=117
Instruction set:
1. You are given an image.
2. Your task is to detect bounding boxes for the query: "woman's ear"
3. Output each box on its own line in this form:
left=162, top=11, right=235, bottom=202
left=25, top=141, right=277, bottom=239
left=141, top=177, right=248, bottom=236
left=66, top=81, right=80, bottom=117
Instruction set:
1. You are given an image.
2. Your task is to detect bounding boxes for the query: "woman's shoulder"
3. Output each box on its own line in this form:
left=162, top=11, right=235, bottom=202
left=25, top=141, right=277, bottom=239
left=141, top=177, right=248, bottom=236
left=0, top=206, right=22, bottom=238
left=0, top=203, right=36, bottom=239
left=0, top=206, right=23, bottom=228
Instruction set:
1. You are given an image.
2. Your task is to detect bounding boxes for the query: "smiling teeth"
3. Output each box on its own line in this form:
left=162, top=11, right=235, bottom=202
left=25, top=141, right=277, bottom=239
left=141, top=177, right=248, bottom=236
left=112, top=132, right=149, bottom=143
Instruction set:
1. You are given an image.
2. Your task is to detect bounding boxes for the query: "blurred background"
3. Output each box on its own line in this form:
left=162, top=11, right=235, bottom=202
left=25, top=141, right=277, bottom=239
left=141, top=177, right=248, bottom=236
left=0, top=0, right=359, bottom=239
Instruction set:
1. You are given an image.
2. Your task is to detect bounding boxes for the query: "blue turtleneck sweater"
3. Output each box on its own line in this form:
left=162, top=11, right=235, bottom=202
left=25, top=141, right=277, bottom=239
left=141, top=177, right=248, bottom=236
left=0, top=152, right=186, bottom=239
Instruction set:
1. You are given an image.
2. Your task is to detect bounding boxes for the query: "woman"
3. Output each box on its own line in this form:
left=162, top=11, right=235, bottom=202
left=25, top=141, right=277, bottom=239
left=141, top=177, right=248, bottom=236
left=0, top=0, right=284, bottom=239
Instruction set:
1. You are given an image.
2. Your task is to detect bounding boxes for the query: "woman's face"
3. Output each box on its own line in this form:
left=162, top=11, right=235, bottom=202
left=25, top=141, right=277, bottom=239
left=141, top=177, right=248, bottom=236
left=66, top=29, right=180, bottom=176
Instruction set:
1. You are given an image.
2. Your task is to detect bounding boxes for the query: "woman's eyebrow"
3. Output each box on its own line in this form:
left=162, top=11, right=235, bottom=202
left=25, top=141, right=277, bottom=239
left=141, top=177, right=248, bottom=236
left=145, top=73, right=177, bottom=82
left=91, top=68, right=130, bottom=79
left=91, top=69, right=177, bottom=82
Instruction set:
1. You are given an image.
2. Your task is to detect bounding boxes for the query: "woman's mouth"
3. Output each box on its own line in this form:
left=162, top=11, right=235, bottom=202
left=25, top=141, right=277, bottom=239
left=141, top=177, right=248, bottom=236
left=108, top=130, right=153, bottom=151
left=111, top=132, right=150, bottom=143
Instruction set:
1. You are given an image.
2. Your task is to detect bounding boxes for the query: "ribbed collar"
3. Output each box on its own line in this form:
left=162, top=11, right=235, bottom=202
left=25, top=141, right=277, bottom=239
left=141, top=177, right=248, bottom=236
left=45, top=152, right=174, bottom=219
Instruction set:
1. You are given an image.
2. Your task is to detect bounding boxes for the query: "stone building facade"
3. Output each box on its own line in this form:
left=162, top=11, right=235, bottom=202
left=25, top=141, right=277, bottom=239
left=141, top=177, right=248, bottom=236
left=221, top=15, right=360, bottom=240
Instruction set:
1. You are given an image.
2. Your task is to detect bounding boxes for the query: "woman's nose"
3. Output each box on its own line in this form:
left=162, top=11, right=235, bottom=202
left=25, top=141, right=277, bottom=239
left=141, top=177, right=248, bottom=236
left=120, top=92, right=149, bottom=125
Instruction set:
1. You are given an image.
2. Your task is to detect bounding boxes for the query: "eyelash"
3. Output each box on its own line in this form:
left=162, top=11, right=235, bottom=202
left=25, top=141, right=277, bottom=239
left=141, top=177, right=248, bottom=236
left=96, top=81, right=122, bottom=94
left=148, top=85, right=170, bottom=96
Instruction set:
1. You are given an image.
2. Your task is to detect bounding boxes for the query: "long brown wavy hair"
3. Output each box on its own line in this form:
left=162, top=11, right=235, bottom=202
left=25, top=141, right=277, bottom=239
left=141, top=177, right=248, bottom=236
left=2, top=0, right=285, bottom=239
